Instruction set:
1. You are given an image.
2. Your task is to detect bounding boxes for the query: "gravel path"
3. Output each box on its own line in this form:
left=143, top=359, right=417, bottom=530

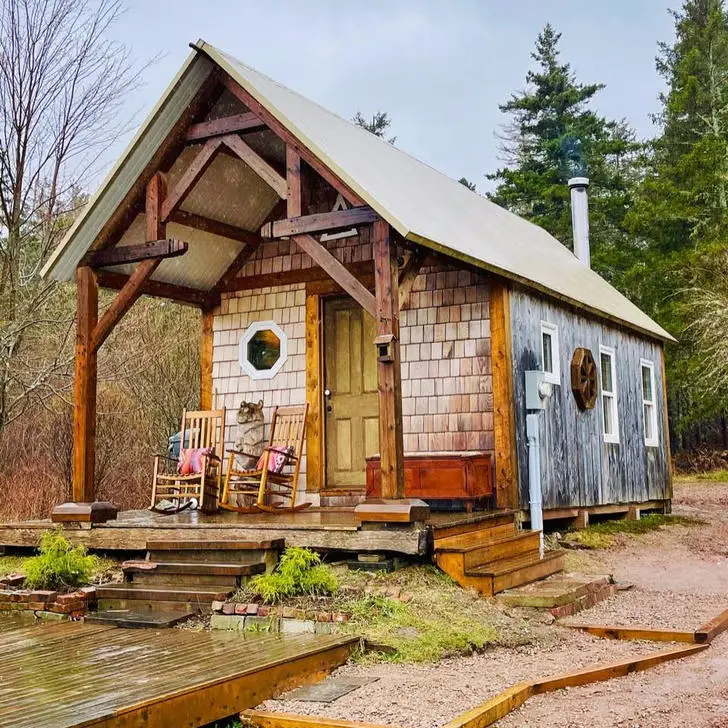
left=264, top=631, right=661, bottom=728
left=560, top=588, right=727, bottom=631
left=256, top=479, right=728, bottom=727
left=497, top=631, right=728, bottom=728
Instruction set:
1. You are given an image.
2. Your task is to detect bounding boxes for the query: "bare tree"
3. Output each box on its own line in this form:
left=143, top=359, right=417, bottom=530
left=0, top=0, right=138, bottom=430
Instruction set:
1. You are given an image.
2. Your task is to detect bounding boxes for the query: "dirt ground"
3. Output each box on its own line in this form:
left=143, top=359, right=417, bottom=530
left=259, top=479, right=728, bottom=727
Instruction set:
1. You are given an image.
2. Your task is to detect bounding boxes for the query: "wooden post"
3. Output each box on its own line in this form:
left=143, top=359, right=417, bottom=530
left=200, top=306, right=214, bottom=409
left=71, top=265, right=98, bottom=503
left=372, top=220, right=405, bottom=499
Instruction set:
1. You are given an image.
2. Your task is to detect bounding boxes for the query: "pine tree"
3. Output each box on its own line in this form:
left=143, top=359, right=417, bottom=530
left=352, top=111, right=396, bottom=144
left=629, top=0, right=728, bottom=445
left=487, top=24, right=641, bottom=288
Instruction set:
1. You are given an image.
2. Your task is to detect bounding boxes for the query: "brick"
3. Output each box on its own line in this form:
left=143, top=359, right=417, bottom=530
left=257, top=605, right=271, bottom=617
left=13, top=592, right=31, bottom=603
left=221, top=602, right=236, bottom=615
left=0, top=590, right=14, bottom=602
left=1, top=574, right=25, bottom=588
left=211, top=600, right=225, bottom=613
left=246, top=603, right=259, bottom=616
left=234, top=603, right=248, bottom=615
left=57, top=593, right=82, bottom=605
left=28, top=602, right=48, bottom=611
left=333, top=612, right=349, bottom=623
left=315, top=611, right=332, bottom=622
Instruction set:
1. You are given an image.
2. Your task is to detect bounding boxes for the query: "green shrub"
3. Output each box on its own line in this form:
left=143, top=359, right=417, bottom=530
left=249, top=546, right=338, bottom=603
left=24, top=530, right=99, bottom=591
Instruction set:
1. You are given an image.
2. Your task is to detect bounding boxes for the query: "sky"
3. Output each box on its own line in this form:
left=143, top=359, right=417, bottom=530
left=106, top=0, right=678, bottom=192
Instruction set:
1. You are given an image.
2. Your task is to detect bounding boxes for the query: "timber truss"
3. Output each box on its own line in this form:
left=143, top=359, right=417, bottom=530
left=70, top=65, right=429, bottom=505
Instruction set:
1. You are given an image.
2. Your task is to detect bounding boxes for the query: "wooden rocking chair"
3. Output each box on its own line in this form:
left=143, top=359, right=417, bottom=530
left=220, top=404, right=309, bottom=513
left=150, top=407, right=226, bottom=514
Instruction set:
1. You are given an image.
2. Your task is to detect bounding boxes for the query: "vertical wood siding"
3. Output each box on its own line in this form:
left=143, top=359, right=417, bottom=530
left=510, top=286, right=670, bottom=509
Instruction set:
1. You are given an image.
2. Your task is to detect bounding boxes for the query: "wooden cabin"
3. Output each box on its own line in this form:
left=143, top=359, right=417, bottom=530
left=32, top=41, right=672, bottom=575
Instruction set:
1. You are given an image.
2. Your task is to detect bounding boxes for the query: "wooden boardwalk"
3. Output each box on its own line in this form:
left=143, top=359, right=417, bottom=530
left=0, top=617, right=356, bottom=728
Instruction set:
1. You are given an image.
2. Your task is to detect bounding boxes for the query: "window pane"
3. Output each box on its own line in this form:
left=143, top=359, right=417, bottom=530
left=603, top=395, right=613, bottom=434
left=642, top=365, right=653, bottom=401
left=601, top=353, right=613, bottom=392
left=247, top=329, right=281, bottom=371
left=542, top=332, right=553, bottom=373
left=644, top=403, right=654, bottom=440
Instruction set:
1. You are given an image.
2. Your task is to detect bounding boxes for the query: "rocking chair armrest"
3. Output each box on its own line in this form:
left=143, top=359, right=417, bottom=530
left=262, top=446, right=299, bottom=461
left=155, top=454, right=178, bottom=464
left=226, top=448, right=260, bottom=459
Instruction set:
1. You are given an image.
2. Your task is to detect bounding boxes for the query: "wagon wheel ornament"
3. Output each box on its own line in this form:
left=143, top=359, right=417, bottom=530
left=571, top=347, right=598, bottom=411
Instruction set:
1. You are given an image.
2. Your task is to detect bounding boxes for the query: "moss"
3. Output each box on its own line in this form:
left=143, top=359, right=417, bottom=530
left=565, top=513, right=704, bottom=549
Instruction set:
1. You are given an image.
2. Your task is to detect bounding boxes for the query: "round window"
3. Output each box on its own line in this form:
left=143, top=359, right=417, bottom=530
left=240, top=321, right=287, bottom=379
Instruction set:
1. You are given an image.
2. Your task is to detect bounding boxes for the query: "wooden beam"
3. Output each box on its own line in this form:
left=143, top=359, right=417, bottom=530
left=661, top=348, right=674, bottom=499
left=263, top=207, right=379, bottom=239
left=291, top=234, right=376, bottom=318
left=562, top=624, right=697, bottom=643
left=185, top=111, right=265, bottom=142
left=90, top=174, right=168, bottom=353
left=242, top=711, right=401, bottom=728
left=220, top=134, right=287, bottom=198
left=88, top=239, right=188, bottom=268
left=696, top=607, right=728, bottom=644
left=442, top=683, right=534, bottom=728
left=169, top=209, right=261, bottom=246
left=96, top=269, right=213, bottom=307
left=200, top=307, right=214, bottom=409
left=72, top=265, right=99, bottom=503
left=219, top=71, right=365, bottom=206
left=372, top=219, right=405, bottom=500
left=305, top=291, right=324, bottom=493
left=490, top=282, right=518, bottom=510
left=287, top=146, right=302, bottom=218
left=398, top=248, right=426, bottom=310
left=160, top=138, right=222, bottom=222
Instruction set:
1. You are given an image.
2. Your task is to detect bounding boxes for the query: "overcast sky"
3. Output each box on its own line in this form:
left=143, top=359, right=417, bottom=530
left=107, top=1, right=677, bottom=192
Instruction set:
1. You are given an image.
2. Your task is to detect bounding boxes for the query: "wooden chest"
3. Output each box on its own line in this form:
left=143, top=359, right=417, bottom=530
left=366, top=452, right=493, bottom=510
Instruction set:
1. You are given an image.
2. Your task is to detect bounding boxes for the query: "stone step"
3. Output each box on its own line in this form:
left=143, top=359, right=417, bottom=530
left=85, top=608, right=196, bottom=628
left=123, top=560, right=266, bottom=577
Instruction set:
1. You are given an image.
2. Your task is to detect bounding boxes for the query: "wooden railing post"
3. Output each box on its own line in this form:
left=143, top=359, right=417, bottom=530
left=200, top=306, right=214, bottom=409
left=372, top=219, right=405, bottom=499
left=71, top=265, right=98, bottom=503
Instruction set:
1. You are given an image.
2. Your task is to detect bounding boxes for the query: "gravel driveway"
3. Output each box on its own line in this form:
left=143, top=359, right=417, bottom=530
left=257, top=479, right=728, bottom=728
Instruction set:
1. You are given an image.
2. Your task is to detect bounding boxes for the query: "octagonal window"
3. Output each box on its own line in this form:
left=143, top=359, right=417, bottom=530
left=240, top=321, right=287, bottom=380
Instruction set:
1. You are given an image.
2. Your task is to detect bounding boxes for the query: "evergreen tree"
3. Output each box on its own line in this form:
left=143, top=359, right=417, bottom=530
left=352, top=111, right=396, bottom=144
left=628, top=0, right=728, bottom=441
left=487, top=24, right=641, bottom=289
left=459, top=177, right=477, bottom=191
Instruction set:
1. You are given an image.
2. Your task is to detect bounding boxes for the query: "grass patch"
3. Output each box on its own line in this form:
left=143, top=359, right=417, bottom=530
left=687, top=470, right=728, bottom=482
left=566, top=513, right=704, bottom=549
left=0, top=555, right=27, bottom=578
left=339, top=565, right=498, bottom=663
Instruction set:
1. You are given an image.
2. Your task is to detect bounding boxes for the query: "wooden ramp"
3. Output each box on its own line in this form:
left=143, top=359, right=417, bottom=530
left=0, top=618, right=356, bottom=728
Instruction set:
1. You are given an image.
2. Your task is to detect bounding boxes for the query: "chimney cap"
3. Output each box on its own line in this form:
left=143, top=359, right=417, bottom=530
left=568, top=176, right=590, bottom=189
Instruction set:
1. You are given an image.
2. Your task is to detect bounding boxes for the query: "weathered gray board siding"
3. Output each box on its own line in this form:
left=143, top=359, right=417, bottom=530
left=510, top=285, right=670, bottom=510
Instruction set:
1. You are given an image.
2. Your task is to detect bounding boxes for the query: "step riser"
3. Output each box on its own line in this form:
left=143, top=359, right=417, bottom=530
left=432, top=514, right=516, bottom=544
left=146, top=549, right=273, bottom=566
left=492, top=553, right=566, bottom=593
left=462, top=532, right=542, bottom=570
left=434, top=522, right=517, bottom=551
left=127, top=573, right=242, bottom=588
left=97, top=598, right=211, bottom=613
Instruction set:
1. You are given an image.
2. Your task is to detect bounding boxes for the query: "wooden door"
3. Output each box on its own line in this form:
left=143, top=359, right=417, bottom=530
left=324, top=297, right=379, bottom=489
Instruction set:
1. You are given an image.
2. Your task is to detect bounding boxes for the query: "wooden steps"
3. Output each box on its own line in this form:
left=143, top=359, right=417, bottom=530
left=93, top=538, right=284, bottom=621
left=433, top=513, right=564, bottom=596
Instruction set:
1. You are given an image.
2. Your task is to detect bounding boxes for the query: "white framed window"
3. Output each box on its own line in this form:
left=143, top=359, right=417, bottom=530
left=540, top=321, right=561, bottom=385
left=599, top=345, right=619, bottom=443
left=239, top=321, right=288, bottom=380
left=640, top=359, right=659, bottom=447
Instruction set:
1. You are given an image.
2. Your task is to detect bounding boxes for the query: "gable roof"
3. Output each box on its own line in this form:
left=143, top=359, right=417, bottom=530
left=42, top=40, right=673, bottom=342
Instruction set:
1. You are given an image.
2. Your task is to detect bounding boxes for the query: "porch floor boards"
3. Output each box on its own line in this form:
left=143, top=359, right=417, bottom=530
left=0, top=617, right=356, bottom=728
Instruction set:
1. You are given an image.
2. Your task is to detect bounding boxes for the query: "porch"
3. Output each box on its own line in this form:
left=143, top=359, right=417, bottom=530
left=0, top=507, right=511, bottom=556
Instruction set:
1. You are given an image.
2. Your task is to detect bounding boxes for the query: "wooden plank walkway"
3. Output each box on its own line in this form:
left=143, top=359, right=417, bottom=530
left=0, top=617, right=357, bottom=728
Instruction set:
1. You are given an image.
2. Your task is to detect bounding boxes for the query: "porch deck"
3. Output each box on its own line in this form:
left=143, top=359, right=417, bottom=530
left=0, top=507, right=509, bottom=555
left=0, top=617, right=356, bottom=728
